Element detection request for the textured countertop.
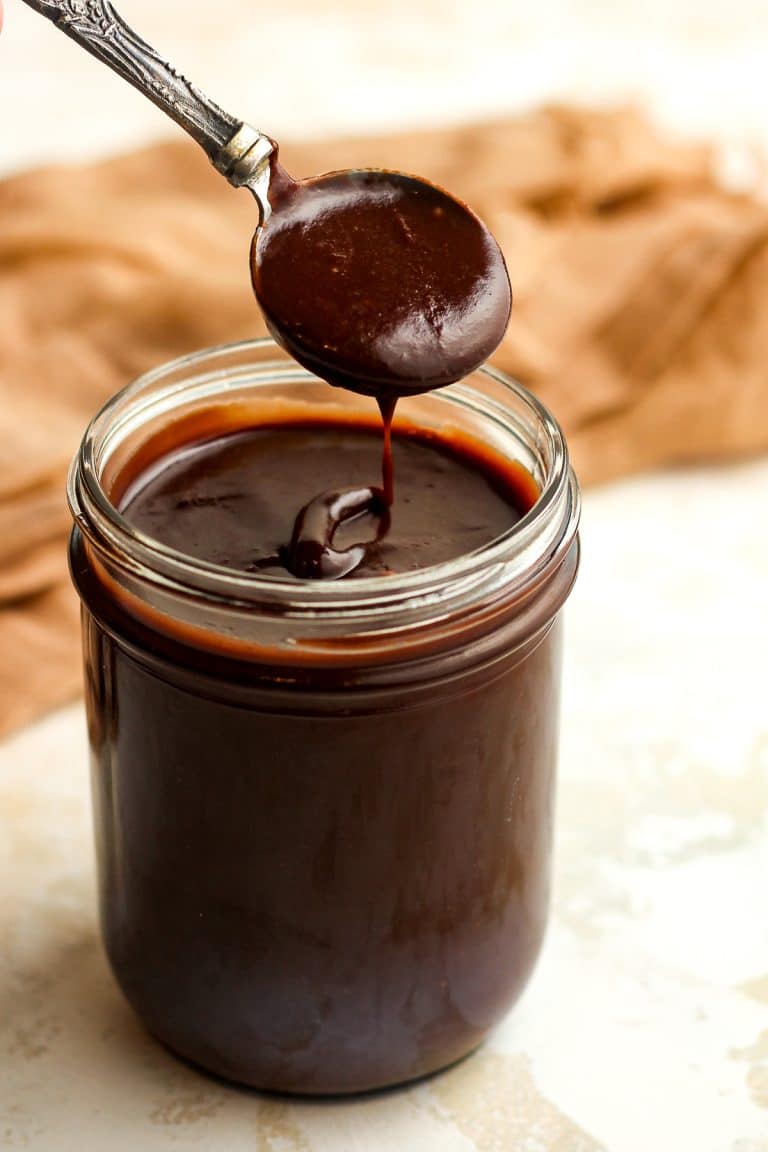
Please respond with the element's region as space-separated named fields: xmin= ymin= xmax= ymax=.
xmin=1 ymin=2 xmax=767 ymax=1148
xmin=2 ymin=458 xmax=767 ymax=1151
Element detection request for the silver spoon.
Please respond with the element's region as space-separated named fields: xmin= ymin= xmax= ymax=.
xmin=19 ymin=0 xmax=275 ymax=222
xmin=19 ymin=0 xmax=512 ymax=399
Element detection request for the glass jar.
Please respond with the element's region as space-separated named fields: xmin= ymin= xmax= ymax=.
xmin=68 ymin=339 xmax=580 ymax=1095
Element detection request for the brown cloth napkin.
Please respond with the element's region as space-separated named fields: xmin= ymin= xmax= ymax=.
xmin=2 ymin=105 xmax=767 ymax=737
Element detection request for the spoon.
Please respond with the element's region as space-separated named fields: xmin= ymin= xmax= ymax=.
xmin=19 ymin=0 xmax=511 ymax=400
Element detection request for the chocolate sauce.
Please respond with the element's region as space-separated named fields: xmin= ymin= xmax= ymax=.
xmin=120 ymin=420 xmax=536 ymax=580
xmin=251 ymin=162 xmax=511 ymax=401
xmin=72 ymin=404 xmax=572 ymax=1095
xmin=247 ymin=153 xmax=513 ymax=572
xmin=378 ymin=396 xmax=396 ymax=507
xmin=76 ymin=569 xmax=564 ymax=1093
xmin=68 ymin=134 xmax=576 ymax=1096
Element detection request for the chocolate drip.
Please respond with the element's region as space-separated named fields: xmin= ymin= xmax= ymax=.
xmin=247 ymin=150 xmax=513 ymax=579
xmin=378 ymin=396 xmax=397 ymax=509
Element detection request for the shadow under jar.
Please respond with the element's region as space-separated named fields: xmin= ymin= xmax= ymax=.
xmin=68 ymin=339 xmax=580 ymax=1095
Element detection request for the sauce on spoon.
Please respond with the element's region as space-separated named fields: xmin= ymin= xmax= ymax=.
xmin=249 ymin=151 xmax=513 ymax=579
xmin=251 ymin=159 xmax=512 ymax=400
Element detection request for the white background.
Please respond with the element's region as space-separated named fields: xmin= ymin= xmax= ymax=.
xmin=0 ymin=0 xmax=767 ymax=176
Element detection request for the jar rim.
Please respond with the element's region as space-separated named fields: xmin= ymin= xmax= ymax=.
xmin=68 ymin=338 xmax=580 ymax=630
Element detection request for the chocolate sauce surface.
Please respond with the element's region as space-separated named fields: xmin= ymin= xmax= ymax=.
xmin=76 ymin=416 xmax=562 ymax=1094
xmin=251 ymin=167 xmax=512 ymax=399
xmin=120 ymin=421 xmax=535 ymax=580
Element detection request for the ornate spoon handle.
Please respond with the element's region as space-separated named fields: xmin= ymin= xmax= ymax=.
xmin=19 ymin=0 xmax=274 ymax=213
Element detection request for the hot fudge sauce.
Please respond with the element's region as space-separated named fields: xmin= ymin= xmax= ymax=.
xmin=70 ymin=144 xmax=571 ymax=1097
xmin=69 ymin=343 xmax=580 ymax=1093
xmin=252 ymin=164 xmax=512 ymax=400
xmin=248 ymin=157 xmax=514 ymax=558
xmin=119 ymin=420 xmax=538 ymax=580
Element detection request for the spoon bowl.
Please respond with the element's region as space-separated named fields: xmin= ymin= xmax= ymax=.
xmin=251 ymin=166 xmax=512 ymax=400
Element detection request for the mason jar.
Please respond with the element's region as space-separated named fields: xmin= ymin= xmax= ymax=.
xmin=68 ymin=338 xmax=580 ymax=1094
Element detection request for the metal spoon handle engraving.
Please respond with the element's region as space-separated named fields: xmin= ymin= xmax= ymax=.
xmin=19 ymin=0 xmax=273 ymax=214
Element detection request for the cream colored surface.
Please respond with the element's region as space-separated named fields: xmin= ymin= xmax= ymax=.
xmin=1 ymin=0 xmax=768 ymax=178
xmin=2 ymin=459 xmax=767 ymax=1151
